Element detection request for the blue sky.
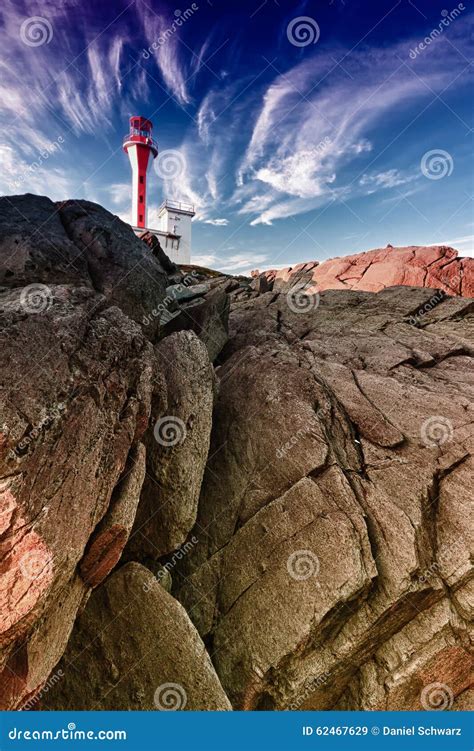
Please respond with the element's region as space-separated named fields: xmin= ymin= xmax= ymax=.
xmin=0 ymin=0 xmax=472 ymax=273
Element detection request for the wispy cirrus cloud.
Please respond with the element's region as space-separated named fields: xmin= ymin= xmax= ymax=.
xmin=0 ymin=1 xmax=145 ymax=196
xmin=135 ymin=0 xmax=191 ymax=105
xmin=359 ymin=168 xmax=419 ymax=192
xmin=166 ymin=13 xmax=472 ymax=227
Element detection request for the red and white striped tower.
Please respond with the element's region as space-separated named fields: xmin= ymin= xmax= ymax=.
xmin=123 ymin=116 xmax=158 ymax=229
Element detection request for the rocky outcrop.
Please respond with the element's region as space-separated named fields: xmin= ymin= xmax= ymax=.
xmin=1 ymin=194 xmax=472 ymax=713
xmin=0 ymin=287 xmax=155 ymax=709
xmin=0 ymin=195 xmax=169 ymax=340
xmin=0 ymin=195 xmax=215 ymax=710
xmin=253 ymin=245 xmax=474 ymax=298
xmin=174 ymin=285 xmax=473 ymax=710
xmin=45 ymin=563 xmax=231 ymax=710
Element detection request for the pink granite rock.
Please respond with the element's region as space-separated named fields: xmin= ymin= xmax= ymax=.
xmin=258 ymin=246 xmax=473 ymax=298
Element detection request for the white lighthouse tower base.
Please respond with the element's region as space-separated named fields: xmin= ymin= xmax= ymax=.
xmin=132 ymin=200 xmax=195 ymax=265
xmin=158 ymin=200 xmax=195 ymax=265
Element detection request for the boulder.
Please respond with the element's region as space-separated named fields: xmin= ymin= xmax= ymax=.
xmin=0 ymin=194 xmax=88 ymax=289
xmin=57 ymin=200 xmax=168 ymax=338
xmin=1 ymin=194 xmax=472 ymax=713
xmin=0 ymin=195 xmax=169 ymax=340
xmin=125 ymin=331 xmax=214 ymax=559
xmin=45 ymin=563 xmax=231 ymax=710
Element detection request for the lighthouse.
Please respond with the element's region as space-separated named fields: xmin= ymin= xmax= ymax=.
xmin=123 ymin=116 xmax=158 ymax=229
xmin=123 ymin=115 xmax=195 ymax=263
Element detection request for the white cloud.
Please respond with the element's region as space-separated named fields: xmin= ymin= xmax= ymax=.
xmin=109 ymin=183 xmax=130 ymax=206
xmin=192 ymin=251 xmax=269 ymax=274
xmin=254 ymin=151 xmax=336 ymax=199
xmin=0 ymin=0 xmax=472 ymax=253
xmin=0 ymin=143 xmax=77 ymax=201
xmin=359 ymin=169 xmax=419 ymax=192
xmin=203 ymin=218 xmax=229 ymax=226
xmin=235 ymin=50 xmax=458 ymax=224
